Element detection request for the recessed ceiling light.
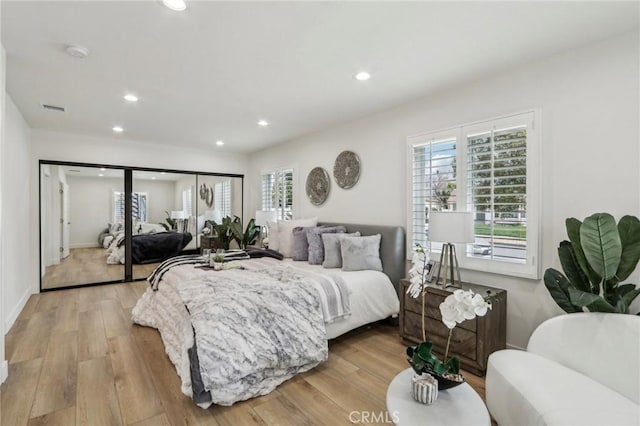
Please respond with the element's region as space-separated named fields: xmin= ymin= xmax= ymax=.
xmin=151 ymin=176 xmax=156 ymax=180
xmin=160 ymin=172 xmax=166 ymax=175
xmin=355 ymin=71 xmax=371 ymax=81
xmin=112 ymin=126 xmax=124 ymax=133
xmin=257 ymin=120 xmax=269 ymax=127
xmin=124 ymin=93 xmax=138 ymax=103
xmin=162 ymin=0 xmax=187 ymax=11
xmin=99 ymin=173 xmax=104 ymax=177
xmin=65 ymin=44 xmax=90 ymax=59
xmin=216 ymin=140 xmax=224 ymax=146
xmin=100 ymin=168 xmax=106 ymax=171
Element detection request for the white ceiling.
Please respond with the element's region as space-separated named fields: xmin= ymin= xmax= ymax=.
xmin=3 ymin=1 xmax=639 ymax=153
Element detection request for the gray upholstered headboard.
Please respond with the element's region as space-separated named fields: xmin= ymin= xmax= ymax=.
xmin=319 ymin=222 xmax=406 ymax=296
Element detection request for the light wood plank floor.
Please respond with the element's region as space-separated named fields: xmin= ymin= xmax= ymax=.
xmin=2 ymin=282 xmax=487 ymax=425
xmin=42 ymin=248 xmax=159 ymax=289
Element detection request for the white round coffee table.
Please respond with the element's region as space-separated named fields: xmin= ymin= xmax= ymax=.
xmin=386 ymin=368 xmax=490 ymax=426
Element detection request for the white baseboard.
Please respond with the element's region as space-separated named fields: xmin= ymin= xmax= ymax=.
xmin=1 ymin=360 xmax=7 ymax=384
xmin=70 ymin=242 xmax=100 ymax=249
xmin=4 ymin=287 xmax=33 ymax=333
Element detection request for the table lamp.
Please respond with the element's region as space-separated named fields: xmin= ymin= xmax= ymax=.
xmin=429 ymin=211 xmax=474 ymax=288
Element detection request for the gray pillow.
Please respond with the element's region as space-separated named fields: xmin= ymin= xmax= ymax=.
xmin=340 ymin=234 xmax=383 ymax=272
xmin=306 ymin=226 xmax=346 ymax=265
xmin=292 ymin=226 xmax=311 ymax=261
xmin=322 ymin=232 xmax=360 ymax=269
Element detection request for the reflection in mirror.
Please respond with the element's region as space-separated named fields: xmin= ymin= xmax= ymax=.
xmin=132 ymin=171 xmax=198 ymax=280
xmin=41 ymin=164 xmax=125 ymax=289
xmin=197 ymin=175 xmax=243 ymax=250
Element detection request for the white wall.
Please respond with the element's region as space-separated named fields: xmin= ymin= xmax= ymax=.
xmin=2 ymin=95 xmax=33 ymax=342
xmin=133 ymin=178 xmax=177 ymax=226
xmin=249 ymin=31 xmax=640 ymax=349
xmin=0 ymin=43 xmax=7 ymax=383
xmin=67 ymin=175 xmax=123 ymax=248
xmin=65 ymin=175 xmax=176 ymax=248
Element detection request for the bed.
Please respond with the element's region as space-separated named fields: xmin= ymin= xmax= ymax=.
xmin=104 ymin=226 xmax=193 ymax=264
xmin=131 ymin=223 xmax=405 ymax=408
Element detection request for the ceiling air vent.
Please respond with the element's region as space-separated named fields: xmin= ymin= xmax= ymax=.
xmin=41 ymin=103 xmax=66 ymax=112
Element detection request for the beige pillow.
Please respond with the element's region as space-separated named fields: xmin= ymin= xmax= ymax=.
xmin=278 ymin=217 xmax=318 ymax=257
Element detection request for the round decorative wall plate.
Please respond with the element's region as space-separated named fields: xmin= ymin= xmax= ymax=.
xmin=306 ymin=167 xmax=330 ymax=206
xmin=333 ymin=150 xmax=360 ymax=189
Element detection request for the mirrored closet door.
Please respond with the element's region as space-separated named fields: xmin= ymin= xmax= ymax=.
xmin=131 ymin=171 xmax=198 ymax=281
xmin=40 ymin=161 xmax=244 ymax=290
xmin=40 ymin=164 xmax=125 ymax=289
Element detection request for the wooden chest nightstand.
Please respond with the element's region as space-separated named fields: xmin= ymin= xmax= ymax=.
xmin=200 ymin=235 xmax=217 ymax=253
xmin=399 ymin=279 xmax=507 ymax=376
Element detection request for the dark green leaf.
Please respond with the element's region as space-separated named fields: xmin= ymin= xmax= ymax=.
xmin=558 ymin=241 xmax=591 ymax=292
xmin=615 ymin=299 xmax=629 ymax=314
xmin=621 ymin=288 xmax=640 ymax=307
xmin=568 ymin=287 xmax=616 ymax=312
xmin=616 ymin=284 xmax=637 ymax=298
xmin=580 ymin=213 xmax=621 ymax=281
xmin=543 ymin=268 xmax=580 ymax=313
xmin=566 ymin=218 xmax=601 ymax=292
xmin=443 ymin=356 xmax=461 ymax=375
xmin=616 ymin=216 xmax=640 ymax=282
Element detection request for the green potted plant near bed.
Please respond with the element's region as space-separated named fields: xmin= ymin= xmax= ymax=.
xmin=544 ymin=213 xmax=640 ymax=314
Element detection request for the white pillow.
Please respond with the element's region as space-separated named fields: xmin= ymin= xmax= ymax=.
xmin=267 ymin=221 xmax=280 ymax=250
xmin=278 ymin=217 xmax=318 ymax=258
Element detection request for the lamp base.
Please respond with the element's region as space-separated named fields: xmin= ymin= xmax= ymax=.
xmin=436 ymin=243 xmax=462 ymax=288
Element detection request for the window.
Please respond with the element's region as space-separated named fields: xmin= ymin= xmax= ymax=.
xmin=408 ymin=111 xmax=540 ymax=278
xmin=182 ymin=188 xmax=193 ymax=217
xmin=214 ymin=180 xmax=231 ymax=218
xmin=261 ymin=168 xmax=294 ymax=220
xmin=113 ymin=191 xmax=148 ymax=223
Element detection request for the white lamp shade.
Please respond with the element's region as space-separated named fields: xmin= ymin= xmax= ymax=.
xmin=170 ymin=210 xmax=186 ymax=220
xmin=429 ymin=211 xmax=474 ymax=244
xmin=204 ymin=209 xmax=223 ymax=223
xmin=254 ymin=210 xmax=278 ymax=227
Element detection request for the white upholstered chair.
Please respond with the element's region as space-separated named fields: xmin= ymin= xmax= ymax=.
xmin=486 ymin=313 xmax=640 ymax=426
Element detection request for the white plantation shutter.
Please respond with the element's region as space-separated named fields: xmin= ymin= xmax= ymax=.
xmin=408 ymin=110 xmax=540 ymax=279
xmin=113 ymin=191 xmax=147 ymax=223
xmin=214 ymin=180 xmax=231 ymax=218
xmin=409 ymin=132 xmax=458 ymax=251
xmin=261 ymin=168 xmax=294 ymax=220
xmin=466 ymin=121 xmax=528 ymax=263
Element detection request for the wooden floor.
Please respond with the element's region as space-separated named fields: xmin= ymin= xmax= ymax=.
xmin=2 ymin=282 xmax=487 ymax=425
xmin=42 ymin=248 xmax=159 ymax=289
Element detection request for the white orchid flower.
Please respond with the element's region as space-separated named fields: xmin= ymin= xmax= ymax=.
xmin=406 ymin=248 xmax=431 ymax=299
xmin=439 ymin=289 xmax=492 ymax=329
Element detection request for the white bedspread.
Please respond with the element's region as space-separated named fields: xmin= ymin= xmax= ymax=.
xmin=131 ymin=257 xmax=399 ymax=407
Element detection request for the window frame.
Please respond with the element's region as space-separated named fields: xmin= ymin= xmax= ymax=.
xmin=407 ymin=110 xmax=541 ymax=279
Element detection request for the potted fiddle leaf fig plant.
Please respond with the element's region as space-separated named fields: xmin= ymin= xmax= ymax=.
xmin=544 ymin=213 xmax=640 ymax=314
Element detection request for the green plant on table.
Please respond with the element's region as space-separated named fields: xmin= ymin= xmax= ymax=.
xmin=211 ymin=216 xmax=235 ymax=250
xmin=212 ymin=253 xmax=225 ymax=263
xmin=159 ymin=210 xmax=177 ymax=231
xmin=229 ymin=217 xmax=261 ymax=249
xmin=544 ymin=213 xmax=640 ymax=314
